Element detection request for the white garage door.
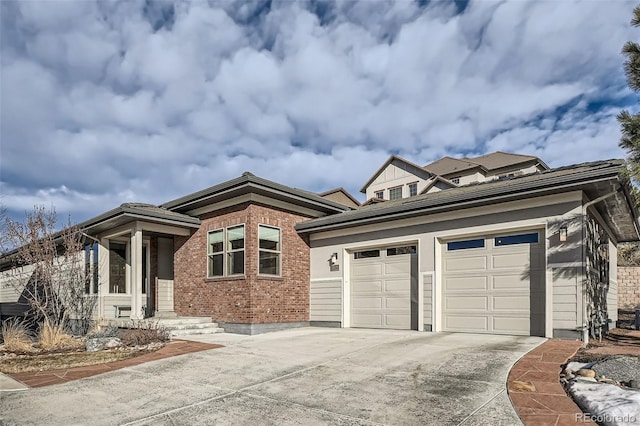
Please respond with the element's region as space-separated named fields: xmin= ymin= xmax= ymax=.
xmin=442 ymin=230 xmax=545 ymax=336
xmin=350 ymin=246 xmax=415 ymax=329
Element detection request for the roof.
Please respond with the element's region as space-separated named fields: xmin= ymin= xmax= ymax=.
xmin=1 ymin=203 xmax=200 ymax=268
xmin=162 ymin=172 xmax=350 ymax=215
xmin=424 ymin=157 xmax=480 ymax=176
xmin=359 ymin=155 xmax=433 ymax=193
xmin=466 ymin=151 xmax=549 ymax=171
xmin=419 ymin=175 xmax=458 ymax=195
xmin=296 ymin=159 xmax=640 ymax=243
xmin=318 ymin=187 xmax=361 ymax=207
xmin=424 ymin=151 xmax=549 ymax=177
xmin=77 ymin=203 xmax=201 ymax=235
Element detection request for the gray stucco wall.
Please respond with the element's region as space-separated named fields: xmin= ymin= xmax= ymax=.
xmin=308 ymin=192 xmax=585 ymax=336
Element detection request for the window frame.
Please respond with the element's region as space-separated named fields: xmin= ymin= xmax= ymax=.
xmin=494 ymin=232 xmax=539 ymax=246
xmin=226 ymin=224 xmax=245 ymax=276
xmin=207 ymin=228 xmax=225 ymax=278
xmin=408 ymin=182 xmax=418 ymax=197
xmin=258 ymin=224 xmax=282 ymax=276
xmin=375 ymin=190 xmax=384 ymax=199
xmin=450 ymin=177 xmax=460 ymax=184
xmin=206 ymin=224 xmax=246 ymax=278
xmin=84 ymin=242 xmax=100 ymax=295
xmin=388 ymin=186 xmax=403 ymax=200
xmin=109 ymin=241 xmax=127 ymax=294
xmin=446 ymin=238 xmax=485 ymax=251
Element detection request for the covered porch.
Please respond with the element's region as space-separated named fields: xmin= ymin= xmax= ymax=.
xmin=80 ymin=203 xmax=200 ymax=321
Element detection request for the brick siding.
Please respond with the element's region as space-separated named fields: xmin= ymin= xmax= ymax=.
xmin=618 ymin=266 xmax=640 ymax=309
xmin=173 ymin=203 xmax=311 ymax=324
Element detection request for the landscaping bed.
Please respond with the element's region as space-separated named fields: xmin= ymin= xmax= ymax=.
xmin=562 ymin=329 xmax=640 ymax=425
xmin=0 ymin=346 xmax=158 ymax=374
xmin=0 ymin=319 xmax=169 ymax=375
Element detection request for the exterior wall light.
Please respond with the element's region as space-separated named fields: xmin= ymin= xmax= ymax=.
xmin=329 ymin=253 xmax=338 ymax=265
xmin=559 ymin=226 xmax=568 ymax=242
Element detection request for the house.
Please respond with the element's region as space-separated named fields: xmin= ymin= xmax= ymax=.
xmin=1 ymin=153 xmax=638 ymax=342
xmin=362 ymin=151 xmax=549 ymax=202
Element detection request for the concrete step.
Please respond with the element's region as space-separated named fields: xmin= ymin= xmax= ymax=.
xmin=162 ymin=322 xmax=221 ymax=331
xmin=170 ymin=327 xmax=225 ymax=337
xmin=154 ymin=317 xmax=213 ymax=326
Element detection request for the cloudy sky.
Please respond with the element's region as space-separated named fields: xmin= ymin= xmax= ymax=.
xmin=0 ymin=0 xmax=637 ymax=223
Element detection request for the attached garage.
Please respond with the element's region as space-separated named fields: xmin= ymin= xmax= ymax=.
xmin=350 ymin=245 xmax=417 ymax=330
xmin=441 ymin=230 xmax=545 ymax=336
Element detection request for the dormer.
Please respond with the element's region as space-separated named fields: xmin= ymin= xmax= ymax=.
xmin=360 ymin=155 xmax=435 ymax=201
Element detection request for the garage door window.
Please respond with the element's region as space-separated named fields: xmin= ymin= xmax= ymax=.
xmin=354 ymin=250 xmax=380 ymax=259
xmin=447 ymin=239 xmax=484 ymax=251
xmin=495 ymin=233 xmax=538 ymax=246
xmin=387 ymin=245 xmax=416 ymax=256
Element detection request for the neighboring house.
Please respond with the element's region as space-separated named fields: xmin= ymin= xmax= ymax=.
xmin=361 ymin=151 xmax=549 ymax=202
xmin=1 ymin=155 xmax=638 ymax=342
xmin=318 ymin=188 xmax=361 ymax=209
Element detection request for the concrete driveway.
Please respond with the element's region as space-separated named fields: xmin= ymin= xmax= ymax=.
xmin=0 ymin=328 xmax=543 ymax=426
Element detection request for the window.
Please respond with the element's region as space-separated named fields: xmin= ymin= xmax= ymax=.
xmin=408 ymin=183 xmax=417 ymax=197
xmin=451 ymin=177 xmax=460 ymax=184
xmin=375 ymin=190 xmax=384 ymax=199
xmin=495 ymin=233 xmax=539 ymax=246
xmin=207 ymin=230 xmax=224 ymax=277
xmin=227 ymin=225 xmax=245 ymax=275
xmin=207 ymin=225 xmax=245 ymax=277
xmin=109 ymin=242 xmax=127 ymax=293
xmin=387 ymin=245 xmax=416 ymax=256
xmin=259 ymin=225 xmax=281 ymax=275
xmin=447 ymin=239 xmax=484 ymax=251
xmin=389 ymin=186 xmax=402 ymax=200
xmin=354 ymin=250 xmax=380 ymax=259
xmin=92 ymin=242 xmax=99 ymax=294
xmin=84 ymin=242 xmax=99 ymax=294
xmin=84 ymin=245 xmax=91 ymax=294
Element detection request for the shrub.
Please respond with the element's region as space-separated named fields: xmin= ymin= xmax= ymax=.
xmin=86 ymin=325 xmax=119 ymax=339
xmin=119 ymin=320 xmax=170 ymax=347
xmin=38 ymin=320 xmax=79 ymax=352
xmin=1 ymin=318 xmax=33 ymax=353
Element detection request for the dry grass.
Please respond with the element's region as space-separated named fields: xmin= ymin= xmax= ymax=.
xmin=120 ymin=321 xmax=170 ymax=346
xmin=0 ymin=349 xmax=154 ymax=374
xmin=1 ymin=319 xmax=34 ymax=354
xmin=37 ymin=321 xmax=83 ymax=352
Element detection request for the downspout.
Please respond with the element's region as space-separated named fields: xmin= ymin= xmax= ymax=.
xmin=581 ymin=188 xmax=620 ymax=345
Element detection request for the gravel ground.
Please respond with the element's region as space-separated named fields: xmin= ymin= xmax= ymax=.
xmin=592 ymin=356 xmax=640 ymax=384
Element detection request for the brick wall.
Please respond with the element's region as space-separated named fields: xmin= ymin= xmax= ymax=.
xmin=173 ymin=203 xmax=310 ymax=324
xmin=618 ymin=266 xmax=640 ymax=309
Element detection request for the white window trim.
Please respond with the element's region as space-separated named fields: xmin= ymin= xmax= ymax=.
xmin=258 ymin=224 xmax=282 ymax=277
xmin=226 ymin=224 xmax=246 ymax=277
xmin=207 ymin=228 xmax=224 ymax=278
xmin=108 ymin=240 xmax=129 ymax=295
xmin=388 ymin=185 xmax=403 ymax=200
xmin=408 ymin=182 xmax=418 ymax=197
xmin=375 ymin=190 xmax=384 ymax=199
xmin=207 ymin=224 xmax=246 ymax=278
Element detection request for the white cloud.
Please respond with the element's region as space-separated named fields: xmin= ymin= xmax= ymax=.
xmin=0 ymin=0 xmax=636 ymax=222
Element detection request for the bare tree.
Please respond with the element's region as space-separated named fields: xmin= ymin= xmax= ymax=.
xmin=1 ymin=206 xmax=98 ymax=335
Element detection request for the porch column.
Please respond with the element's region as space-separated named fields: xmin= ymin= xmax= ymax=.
xmin=130 ymin=224 xmax=144 ymax=320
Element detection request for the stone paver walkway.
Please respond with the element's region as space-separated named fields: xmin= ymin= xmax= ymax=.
xmin=5 ymin=340 xmax=222 ymax=388
xmin=507 ymin=339 xmax=595 ymax=425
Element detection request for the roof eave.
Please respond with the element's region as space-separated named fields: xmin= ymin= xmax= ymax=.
xmin=296 ymin=165 xmax=623 ymax=234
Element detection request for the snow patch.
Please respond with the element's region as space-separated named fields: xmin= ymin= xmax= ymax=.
xmin=568 ymin=381 xmax=640 ymax=426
